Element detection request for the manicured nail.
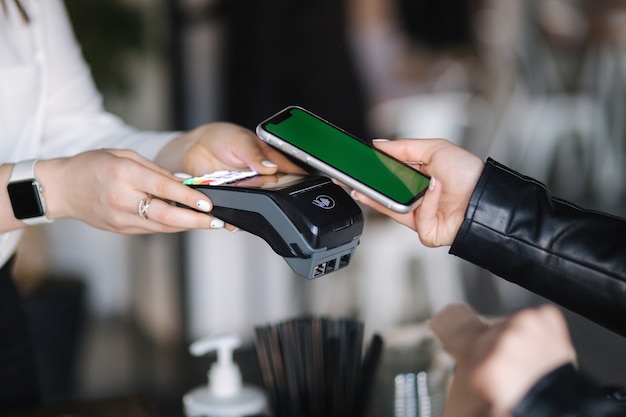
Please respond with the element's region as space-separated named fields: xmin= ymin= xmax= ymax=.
xmin=175 ymin=172 xmax=192 ymax=179
xmin=196 ymin=199 xmax=212 ymax=212
xmin=230 ymin=227 xmax=239 ymax=233
xmin=210 ymin=218 xmax=225 ymax=229
xmin=350 ymin=189 xmax=359 ymax=201
xmin=372 ymin=138 xmax=390 ymax=142
xmin=429 ymin=176 xmax=437 ymax=191
xmin=262 ymin=160 xmax=278 ymax=167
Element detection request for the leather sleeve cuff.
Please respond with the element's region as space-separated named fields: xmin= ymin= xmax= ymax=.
xmin=513 ymin=364 xmax=626 ymax=417
xmin=449 ymin=158 xmax=626 ymax=336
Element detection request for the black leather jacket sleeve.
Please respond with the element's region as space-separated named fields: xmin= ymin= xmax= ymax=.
xmin=450 ymin=158 xmax=626 ymax=336
xmin=513 ymin=364 xmax=626 ymax=417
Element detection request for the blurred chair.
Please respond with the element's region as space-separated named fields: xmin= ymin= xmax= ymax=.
xmin=478 ymin=0 xmax=626 ymax=309
xmin=484 ymin=1 xmax=626 ymax=210
xmin=369 ymin=92 xmax=474 ymax=142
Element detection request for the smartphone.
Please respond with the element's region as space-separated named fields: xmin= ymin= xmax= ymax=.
xmin=256 ymin=105 xmax=431 ymax=213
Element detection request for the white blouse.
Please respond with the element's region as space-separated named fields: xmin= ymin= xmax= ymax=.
xmin=0 ymin=0 xmax=177 ymax=267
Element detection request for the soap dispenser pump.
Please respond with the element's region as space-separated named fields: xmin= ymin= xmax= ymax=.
xmin=183 ymin=333 xmax=267 ymax=417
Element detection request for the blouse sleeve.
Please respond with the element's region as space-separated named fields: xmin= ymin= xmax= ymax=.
xmin=37 ymin=0 xmax=175 ymax=160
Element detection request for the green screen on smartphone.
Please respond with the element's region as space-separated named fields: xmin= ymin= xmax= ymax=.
xmin=261 ymin=107 xmax=430 ymax=207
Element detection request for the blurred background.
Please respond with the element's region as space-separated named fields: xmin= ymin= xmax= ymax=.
xmin=12 ymin=0 xmax=626 ymax=415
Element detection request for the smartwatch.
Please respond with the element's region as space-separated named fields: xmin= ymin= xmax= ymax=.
xmin=7 ymin=159 xmax=53 ymax=225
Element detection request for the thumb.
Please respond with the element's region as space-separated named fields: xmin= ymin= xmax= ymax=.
xmin=429 ymin=304 xmax=488 ymax=359
xmin=414 ymin=176 xmax=442 ymax=247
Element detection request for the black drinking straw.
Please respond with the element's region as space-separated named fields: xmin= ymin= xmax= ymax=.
xmin=356 ymin=333 xmax=384 ymax=416
xmin=254 ymin=327 xmax=279 ymax=413
xmin=254 ymin=316 xmax=382 ymax=417
xmin=278 ymin=319 xmax=303 ymax=417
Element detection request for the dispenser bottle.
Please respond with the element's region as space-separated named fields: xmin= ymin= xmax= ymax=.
xmin=183 ymin=333 xmax=267 ymax=417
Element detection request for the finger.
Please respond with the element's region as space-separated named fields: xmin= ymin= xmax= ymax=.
xmin=521 ymin=305 xmax=577 ymax=362
xmin=127 ymin=161 xmax=215 ymax=214
xmin=413 ymin=177 xmax=441 ymax=245
xmin=429 ymin=304 xmax=489 ymax=359
xmin=535 ymin=304 xmax=568 ymax=330
xmin=223 ymin=138 xmax=300 ymax=174
xmin=225 ymin=223 xmax=239 ymax=232
xmin=372 ymin=138 xmax=440 ymax=165
xmin=250 ymin=144 xmax=307 ymax=174
xmin=127 ymin=161 xmax=235 ymax=231
xmin=135 ymin=197 xmax=224 ymax=231
xmin=122 ymin=159 xmax=219 ymax=221
xmin=229 ymin=141 xmax=279 ymax=175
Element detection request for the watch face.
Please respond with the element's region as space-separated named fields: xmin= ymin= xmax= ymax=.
xmin=7 ymin=180 xmax=45 ymax=219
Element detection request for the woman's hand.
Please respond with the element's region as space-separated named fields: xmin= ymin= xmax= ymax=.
xmin=430 ymin=304 xmax=577 ymax=417
xmin=155 ymin=122 xmax=305 ymax=176
xmin=37 ymin=149 xmax=230 ymax=234
xmin=10 ymin=123 xmax=305 ymax=235
xmin=351 ymin=138 xmax=484 ymax=247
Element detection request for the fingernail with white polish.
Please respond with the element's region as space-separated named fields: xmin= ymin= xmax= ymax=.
xmin=210 ymin=218 xmax=225 ymax=229
xmin=196 ymin=199 xmax=212 ymax=212
xmin=230 ymin=227 xmax=239 ymax=233
xmin=372 ymin=138 xmax=390 ymax=142
xmin=429 ymin=176 xmax=437 ymax=191
xmin=350 ymin=189 xmax=359 ymax=201
xmin=262 ymin=160 xmax=278 ymax=167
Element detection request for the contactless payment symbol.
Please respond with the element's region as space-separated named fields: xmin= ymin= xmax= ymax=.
xmin=312 ymin=195 xmax=335 ymax=209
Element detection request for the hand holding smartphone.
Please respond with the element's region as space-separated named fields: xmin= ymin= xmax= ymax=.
xmin=256 ymin=106 xmax=430 ymax=213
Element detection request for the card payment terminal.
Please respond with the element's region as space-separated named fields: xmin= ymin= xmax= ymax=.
xmin=181 ymin=170 xmax=364 ymax=279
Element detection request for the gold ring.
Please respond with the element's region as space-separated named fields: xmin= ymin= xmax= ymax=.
xmin=138 ymin=196 xmax=152 ymax=220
